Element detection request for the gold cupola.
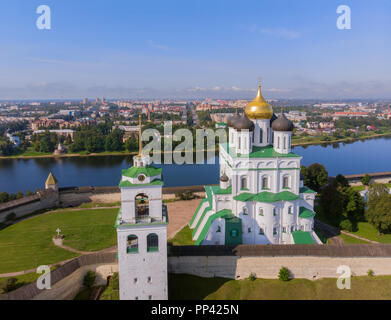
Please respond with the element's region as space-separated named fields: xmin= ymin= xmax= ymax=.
xmin=245 ymin=82 xmax=273 ymax=119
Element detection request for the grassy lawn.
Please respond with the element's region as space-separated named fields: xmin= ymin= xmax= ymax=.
xmin=0 ymin=208 xmax=117 ymax=274
xmin=168 ymin=225 xmax=195 ymax=246
xmin=339 ymin=233 xmax=370 ymax=244
xmin=350 ymin=222 xmax=391 ymax=243
xmin=168 ymin=274 xmax=391 ymax=300
xmin=77 ymin=202 xmax=121 ymax=209
xmin=351 ymin=185 xmax=366 ymax=192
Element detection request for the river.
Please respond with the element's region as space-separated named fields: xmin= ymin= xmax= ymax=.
xmin=0 ymin=136 xmax=391 ymax=194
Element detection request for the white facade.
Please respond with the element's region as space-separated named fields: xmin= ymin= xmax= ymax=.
xmin=116 ymin=154 xmax=168 ymax=300
xmin=190 ymin=111 xmax=320 ymax=246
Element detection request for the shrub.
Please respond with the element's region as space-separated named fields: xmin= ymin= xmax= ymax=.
xmin=83 ymin=270 xmax=96 ymax=288
xmin=110 ymin=273 xmax=119 ymax=290
xmin=0 ymin=278 xmax=18 ymax=293
xmin=361 ymin=174 xmax=371 ymax=186
xmin=340 ymin=219 xmax=353 ymax=232
xmin=175 ymin=191 xmax=195 ymax=200
xmin=367 ymin=269 xmax=374 ymax=277
xmin=247 ymin=273 xmax=257 ymax=281
xmin=278 ymin=267 xmax=290 ymax=281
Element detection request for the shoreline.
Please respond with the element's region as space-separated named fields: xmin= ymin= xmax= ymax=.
xmin=1 ymin=132 xmax=391 ymax=160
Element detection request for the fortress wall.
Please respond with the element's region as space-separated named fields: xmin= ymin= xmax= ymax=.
xmin=0 ymin=195 xmax=58 ymax=224
xmin=32 ymin=263 xmax=118 ymax=300
xmin=168 ymin=256 xmax=391 ymax=280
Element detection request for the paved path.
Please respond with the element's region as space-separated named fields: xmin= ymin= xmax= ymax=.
xmin=166 ymin=198 xmax=202 ymax=238
xmin=340 ymin=230 xmax=378 ymax=244
xmin=315 ymin=219 xmax=376 ymax=244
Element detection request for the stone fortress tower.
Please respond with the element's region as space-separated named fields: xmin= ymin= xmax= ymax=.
xmin=116 ymin=115 xmax=168 ymax=300
xmin=190 ymin=81 xmax=321 ymax=245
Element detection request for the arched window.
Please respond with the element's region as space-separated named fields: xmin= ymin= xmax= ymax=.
xmin=135 ymin=193 xmax=149 ymax=218
xmin=283 ymin=137 xmax=287 ymax=149
xmin=262 ymin=176 xmax=269 ymax=190
xmin=147 ymin=233 xmax=159 ymax=252
xmin=259 ymin=128 xmax=263 ymax=143
xmin=288 ymin=206 xmax=293 ymax=214
xmin=238 ymin=137 xmax=241 ymax=149
xmin=127 ymin=235 xmax=138 ymax=254
xmin=283 ymin=176 xmax=289 ymax=189
xmin=277 ymin=136 xmax=280 ymax=149
xmin=241 ymin=176 xmax=248 ymax=190
xmin=259 ymin=208 xmax=264 ymax=216
xmin=243 ymin=207 xmax=248 ymax=215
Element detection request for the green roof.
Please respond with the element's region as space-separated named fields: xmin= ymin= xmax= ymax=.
xmin=234 ymin=191 xmax=300 ymax=203
xmin=300 ymin=186 xmax=317 ymax=194
xmin=119 ymin=179 xmax=164 ymax=188
xmin=292 ymin=231 xmax=315 ymax=244
xmin=221 ymin=143 xmax=301 ymax=159
xmin=122 ymin=165 xmax=162 ymax=178
xmin=190 ymin=198 xmax=208 ymax=226
xmin=299 ymin=207 xmax=316 ymax=219
xmin=192 ymin=186 xmax=214 ymax=238
xmin=210 ymin=185 xmax=232 ymax=195
xmin=195 ymin=209 xmax=233 ymax=245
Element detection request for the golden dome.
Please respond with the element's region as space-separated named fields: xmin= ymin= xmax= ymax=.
xmin=245 ymin=84 xmax=273 ymax=119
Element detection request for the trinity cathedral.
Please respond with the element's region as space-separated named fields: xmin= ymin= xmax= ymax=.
xmin=189 ymin=83 xmax=321 ymax=245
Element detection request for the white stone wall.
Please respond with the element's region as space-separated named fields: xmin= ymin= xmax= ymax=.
xmin=168 ymin=256 xmax=391 ymax=280
xmin=252 ymin=119 xmax=272 ymax=147
xmin=117 ymin=224 xmax=168 ymax=300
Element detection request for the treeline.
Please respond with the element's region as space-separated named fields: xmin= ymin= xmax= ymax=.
xmin=301 ymin=163 xmax=365 ymax=231
xmin=0 ymin=190 xmax=34 ymax=204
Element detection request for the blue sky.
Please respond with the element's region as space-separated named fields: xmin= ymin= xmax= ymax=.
xmin=0 ymin=0 xmax=390 ymax=100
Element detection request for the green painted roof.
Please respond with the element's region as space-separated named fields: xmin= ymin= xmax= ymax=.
xmin=299 ymin=207 xmax=316 ymax=219
xmin=190 ymin=198 xmax=208 ymax=226
xmin=195 ymin=209 xmax=233 ymax=245
xmin=119 ymin=179 xmax=164 ymax=188
xmin=234 ymin=191 xmax=300 ymax=203
xmin=300 ymin=186 xmax=317 ymax=194
xmin=292 ymin=231 xmax=315 ymax=244
xmin=210 ymin=185 xmax=232 ymax=195
xmin=122 ymin=165 xmax=162 ymax=178
xmin=221 ymin=143 xmax=301 ymax=159
xmin=192 ymin=186 xmax=214 ymax=238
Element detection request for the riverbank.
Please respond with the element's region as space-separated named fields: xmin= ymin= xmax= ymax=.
xmin=291 ymin=131 xmax=391 ymax=147
xmin=2 ymin=131 xmax=391 ymax=159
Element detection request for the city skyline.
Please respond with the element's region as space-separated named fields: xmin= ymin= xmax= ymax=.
xmin=0 ymin=0 xmax=390 ymax=99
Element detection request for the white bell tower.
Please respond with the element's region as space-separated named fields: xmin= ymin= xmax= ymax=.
xmin=116 ymin=114 xmax=168 ymax=300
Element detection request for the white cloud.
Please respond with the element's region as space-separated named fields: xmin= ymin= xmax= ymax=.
xmin=246 ymin=25 xmax=302 ymax=39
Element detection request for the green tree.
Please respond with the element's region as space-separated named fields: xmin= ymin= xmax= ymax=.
xmin=301 ymin=163 xmax=328 ymax=192
xmin=278 ymin=267 xmax=290 ymax=281
xmin=366 ymin=183 xmax=391 ymax=233
xmin=125 ymin=137 xmax=138 ymax=152
xmin=105 ymin=128 xmax=124 ymax=152
xmin=361 ymin=174 xmax=371 ymax=186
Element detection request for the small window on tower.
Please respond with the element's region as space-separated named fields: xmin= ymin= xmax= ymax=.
xmin=283 ymin=176 xmax=289 ymax=189
xmin=259 ymin=208 xmax=264 ymax=216
xmin=243 ymin=207 xmax=248 ymax=215
xmin=248 ymin=227 xmax=251 ymax=233
xmin=148 ymin=295 xmax=152 ymax=300
xmin=147 ymin=276 xmax=152 ymax=283
xmin=216 ymin=226 xmax=221 ymax=233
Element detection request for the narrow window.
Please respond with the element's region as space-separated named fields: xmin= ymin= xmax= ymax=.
xmin=259 ymin=208 xmax=264 ymax=216
xmin=273 ymin=208 xmax=277 ymax=216
xmin=148 ymin=295 xmax=152 ymax=300
xmin=133 ymin=278 xmax=137 ymax=284
xmin=259 ymin=128 xmax=263 ymax=143
xmin=243 ymin=207 xmax=248 ymax=215
xmin=241 ymin=176 xmax=248 ymax=190
xmin=259 ymin=227 xmax=264 ymax=235
xmin=277 ymin=136 xmax=280 ymax=149
xmin=283 ymin=176 xmax=289 ymax=189
xmin=216 ymin=226 xmax=221 ymax=233
xmin=127 ymin=235 xmax=138 ymax=254
xmin=147 ymin=233 xmax=159 ymax=252
xmin=147 ymin=277 xmax=152 ymax=283
xmin=248 ymin=227 xmax=251 ymax=233
xmin=283 ymin=137 xmax=286 ymax=149
xmin=267 ymin=128 xmax=270 ymax=143
xmin=262 ymin=177 xmax=268 ymax=189
xmin=273 ymin=227 xmax=277 ymax=235
xmin=288 ymin=206 xmax=293 ymax=214
xmin=283 ymin=227 xmax=287 ymax=233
